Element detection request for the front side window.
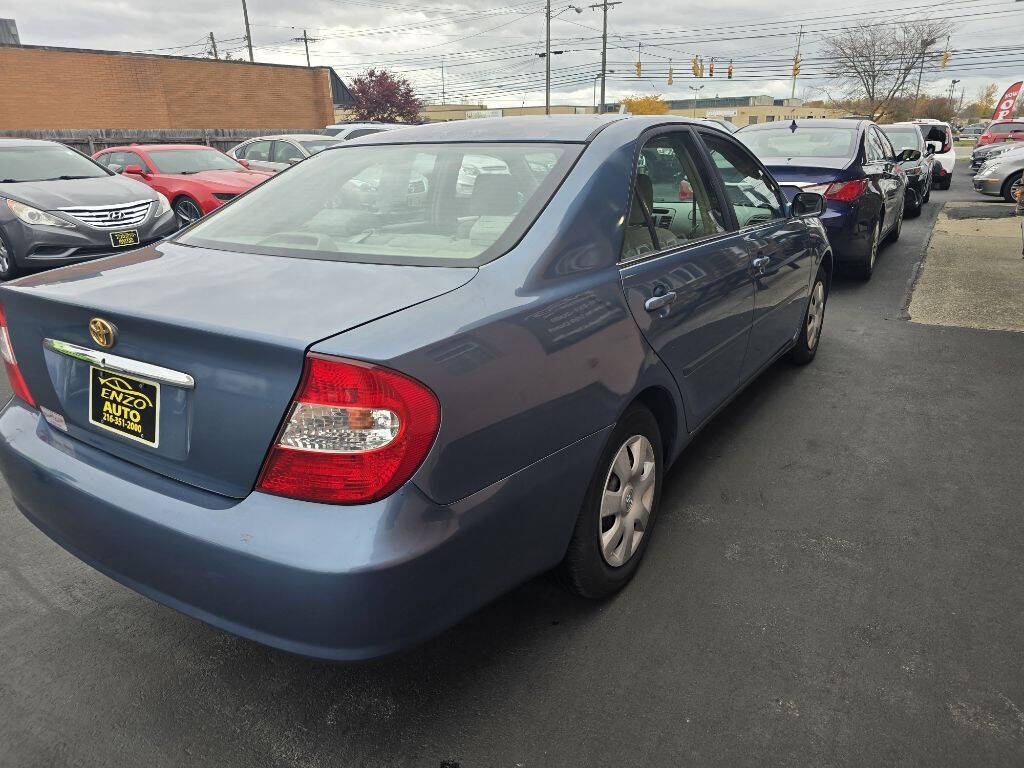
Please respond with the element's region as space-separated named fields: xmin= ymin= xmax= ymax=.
xmin=272 ymin=141 xmax=304 ymax=163
xmin=177 ymin=142 xmax=579 ymax=267
xmin=147 ymin=149 xmax=245 ymax=174
xmin=621 ymin=131 xmax=727 ymax=263
xmin=236 ymin=140 xmax=271 ymax=161
xmin=872 ymin=128 xmax=895 ymax=159
xmin=702 ymin=133 xmax=785 ymax=227
xmin=0 ymin=145 xmax=108 ymax=182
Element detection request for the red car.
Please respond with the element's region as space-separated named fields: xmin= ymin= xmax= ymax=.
xmin=975 ymin=119 xmax=1024 ymax=148
xmin=92 ymin=144 xmax=273 ymax=225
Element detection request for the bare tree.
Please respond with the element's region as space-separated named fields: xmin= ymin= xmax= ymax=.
xmin=820 ymin=20 xmax=952 ymax=121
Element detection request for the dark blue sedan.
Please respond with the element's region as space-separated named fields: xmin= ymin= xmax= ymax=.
xmin=0 ymin=116 xmax=832 ymax=660
xmin=737 ymin=119 xmax=915 ymax=280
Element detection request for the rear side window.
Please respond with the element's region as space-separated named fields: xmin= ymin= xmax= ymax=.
xmin=177 ymin=142 xmax=581 ymax=267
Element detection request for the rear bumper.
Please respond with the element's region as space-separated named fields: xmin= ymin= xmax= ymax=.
xmin=820 ymin=207 xmax=866 ymax=263
xmin=0 ymin=399 xmax=607 ymax=660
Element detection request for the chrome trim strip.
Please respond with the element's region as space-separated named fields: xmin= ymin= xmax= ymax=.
xmin=43 ymin=339 xmax=195 ymax=389
xmin=57 ymin=200 xmax=154 ymax=212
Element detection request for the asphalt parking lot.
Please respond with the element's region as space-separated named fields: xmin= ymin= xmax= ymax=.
xmin=2 ymin=162 xmax=1022 ymax=768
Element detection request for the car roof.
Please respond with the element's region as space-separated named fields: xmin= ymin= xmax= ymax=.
xmin=0 ymin=137 xmax=65 ymax=148
xmin=738 ymin=119 xmax=870 ymax=133
xmin=342 ymin=114 xmax=729 ymax=144
xmin=99 ymin=144 xmax=221 ymax=152
xmin=248 ymin=134 xmax=335 ymax=142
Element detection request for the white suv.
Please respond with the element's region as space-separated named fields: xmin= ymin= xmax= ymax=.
xmin=323 ymin=122 xmax=404 ymax=141
xmin=912 ymin=119 xmax=956 ymax=190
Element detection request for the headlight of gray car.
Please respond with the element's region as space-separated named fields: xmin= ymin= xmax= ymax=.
xmin=5 ymin=199 xmax=75 ymax=228
xmin=977 ymin=164 xmax=1002 ymax=177
xmin=153 ymin=193 xmax=171 ymax=218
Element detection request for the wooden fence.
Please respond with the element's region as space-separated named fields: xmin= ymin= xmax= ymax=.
xmin=0 ymin=128 xmax=327 ymax=154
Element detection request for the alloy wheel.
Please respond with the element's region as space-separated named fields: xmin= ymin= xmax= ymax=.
xmin=1010 ymin=176 xmax=1023 ymax=204
xmin=173 ymin=198 xmax=203 ymax=226
xmin=806 ymin=280 xmax=825 ymax=349
xmin=599 ymin=434 xmax=656 ymax=568
xmin=869 ymin=221 xmax=880 ymax=269
xmin=0 ymin=237 xmax=10 ymax=277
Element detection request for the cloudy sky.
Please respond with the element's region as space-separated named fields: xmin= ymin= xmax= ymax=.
xmin=5 ymin=0 xmax=1023 ymax=108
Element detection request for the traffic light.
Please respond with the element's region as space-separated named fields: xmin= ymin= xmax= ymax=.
xmin=708 ymin=58 xmax=715 ymax=78
xmin=635 ymin=59 xmax=642 ymax=77
xmin=691 ymin=56 xmax=700 ymax=78
xmin=940 ymin=49 xmax=950 ymax=68
xmin=667 ymin=65 xmax=674 ymax=85
xmin=727 ymin=59 xmax=734 ymax=79
xmin=792 ymin=55 xmax=801 ymax=77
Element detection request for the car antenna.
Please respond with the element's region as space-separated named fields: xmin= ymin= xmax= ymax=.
xmin=789 ymin=119 xmax=798 ymax=133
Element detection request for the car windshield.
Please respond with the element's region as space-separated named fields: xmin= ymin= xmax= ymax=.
xmin=881 ymin=128 xmax=921 ymax=152
xmin=177 ymin=142 xmax=579 ymax=267
xmin=0 ymin=145 xmax=108 ymax=182
xmin=738 ymin=127 xmax=858 ymax=159
xmin=299 ymin=140 xmax=340 ymax=154
xmin=147 ymin=149 xmax=244 ymax=174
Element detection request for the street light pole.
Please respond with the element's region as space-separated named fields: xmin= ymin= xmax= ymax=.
xmin=545 ymin=0 xmax=551 ymax=115
xmin=688 ymin=85 xmax=705 ymax=118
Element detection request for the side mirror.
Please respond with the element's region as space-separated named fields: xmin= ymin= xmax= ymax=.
xmin=288 ymin=157 xmax=302 ymax=166
xmin=237 ymin=159 xmax=251 ymax=168
xmin=124 ymin=164 xmax=146 ymax=176
xmin=107 ymin=163 xmax=124 ymax=174
xmin=896 ymin=148 xmax=922 ymax=162
xmin=792 ymin=191 xmax=826 ymax=218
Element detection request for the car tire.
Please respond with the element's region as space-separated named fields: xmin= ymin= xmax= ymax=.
xmin=558 ymin=403 xmax=663 ymax=599
xmin=172 ymin=196 xmax=204 ymax=227
xmin=922 ymin=180 xmax=931 ymax=203
xmin=939 ymin=175 xmax=952 ymax=190
xmin=887 ymin=205 xmax=903 ymax=242
xmin=788 ymin=266 xmax=827 ymax=365
xmin=853 ymin=218 xmax=881 ymax=281
xmin=1001 ymin=171 xmax=1022 ymax=204
xmin=0 ymin=229 xmax=20 ymax=281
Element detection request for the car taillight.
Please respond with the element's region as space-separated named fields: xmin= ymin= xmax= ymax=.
xmin=0 ymin=303 xmax=35 ymax=406
xmin=257 ymin=354 xmax=440 ymax=504
xmin=941 ymin=131 xmax=952 ymax=154
xmin=822 ymin=179 xmax=868 ymax=203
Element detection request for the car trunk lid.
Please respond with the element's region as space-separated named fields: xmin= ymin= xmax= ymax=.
xmin=0 ymin=241 xmax=475 ymax=497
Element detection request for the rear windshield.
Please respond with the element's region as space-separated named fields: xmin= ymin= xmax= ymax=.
xmin=738 ymin=127 xmax=858 ymax=159
xmin=989 ymin=122 xmax=1024 ymax=135
xmin=880 ymin=128 xmax=921 ymax=151
xmin=147 ymin=149 xmax=244 ymax=174
xmin=0 ymin=145 xmax=109 ymax=183
xmin=177 ymin=142 xmax=580 ymax=267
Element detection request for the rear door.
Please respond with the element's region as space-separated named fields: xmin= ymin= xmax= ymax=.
xmin=871 ymin=126 xmax=903 ymax=226
xmin=619 ymin=126 xmax=755 ymax=429
xmin=697 ymin=128 xmax=812 ymax=380
xmin=861 ymin=128 xmax=891 ymax=231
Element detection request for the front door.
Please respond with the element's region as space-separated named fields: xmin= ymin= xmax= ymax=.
xmin=619 ymin=127 xmax=755 ymax=429
xmin=697 ymin=129 xmax=813 ymax=379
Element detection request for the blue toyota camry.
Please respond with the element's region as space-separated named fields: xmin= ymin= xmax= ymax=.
xmin=0 ymin=116 xmax=831 ymax=660
xmin=737 ymin=119 xmax=914 ymax=280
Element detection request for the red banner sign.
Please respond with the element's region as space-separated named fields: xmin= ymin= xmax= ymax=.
xmin=992 ymin=81 xmax=1022 ymax=121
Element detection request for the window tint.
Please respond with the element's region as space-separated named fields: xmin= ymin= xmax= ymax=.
xmin=239 ymin=140 xmax=271 ymax=162
xmin=345 ymin=128 xmax=386 ymax=140
xmin=272 ymin=141 xmax=304 ymax=163
xmin=178 ymin=142 xmax=579 ymax=267
xmin=621 ymin=131 xmax=727 ymax=263
xmin=702 ymin=133 xmax=785 ymax=227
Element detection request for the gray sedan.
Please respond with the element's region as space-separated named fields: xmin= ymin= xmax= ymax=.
xmin=973 ymin=146 xmax=1024 ymax=202
xmin=0 ymin=139 xmax=177 ymax=279
xmin=227 ymin=134 xmax=341 ymax=173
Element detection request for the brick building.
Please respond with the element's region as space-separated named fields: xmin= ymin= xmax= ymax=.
xmin=0 ymin=45 xmax=340 ymax=130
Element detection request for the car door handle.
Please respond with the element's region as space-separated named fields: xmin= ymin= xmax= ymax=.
xmin=644 ymin=292 xmax=677 ymax=312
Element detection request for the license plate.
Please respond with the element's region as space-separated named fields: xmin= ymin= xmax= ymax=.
xmin=110 ymin=229 xmax=140 ymax=248
xmin=89 ymin=366 xmax=159 ymax=447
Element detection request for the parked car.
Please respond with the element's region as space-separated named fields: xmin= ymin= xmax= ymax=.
xmin=94 ymin=144 xmax=273 ymax=225
xmin=703 ymin=118 xmax=739 ymax=133
xmin=323 ymin=122 xmax=404 ymax=140
xmin=738 ymin=119 xmax=912 ymax=279
xmin=227 ymin=134 xmax=341 ymax=173
xmin=911 ymin=120 xmax=955 ymax=189
xmin=961 ymin=124 xmax=987 ymax=142
xmin=973 ymin=144 xmax=1024 ymax=202
xmin=0 ymin=115 xmax=832 ymax=661
xmin=880 ymin=123 xmax=933 ymax=217
xmin=0 ymin=139 xmax=177 ymax=280
xmin=971 ymin=137 xmax=1023 ymax=170
xmin=975 ymin=119 xmax=1024 ymax=148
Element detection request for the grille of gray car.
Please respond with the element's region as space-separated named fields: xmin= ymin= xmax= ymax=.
xmin=58 ymin=200 xmax=153 ymax=229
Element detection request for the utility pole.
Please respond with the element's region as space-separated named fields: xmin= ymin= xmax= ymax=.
xmin=440 ymin=56 xmax=446 ymax=105
xmin=240 ymin=0 xmax=254 ymax=62
xmin=291 ymin=29 xmax=318 ymax=66
xmin=790 ymin=25 xmax=803 ymax=99
xmin=589 ymin=0 xmax=621 ymax=114
xmin=913 ymin=56 xmax=925 ymax=115
xmin=545 ymin=0 xmax=551 ymax=114
xmin=208 ymin=32 xmax=218 ymax=59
